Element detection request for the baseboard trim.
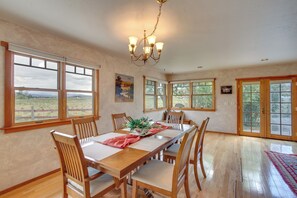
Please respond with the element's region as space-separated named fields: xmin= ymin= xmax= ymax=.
xmin=206 ymin=130 xmax=238 ymax=135
xmin=0 ymin=168 xmax=60 ymax=196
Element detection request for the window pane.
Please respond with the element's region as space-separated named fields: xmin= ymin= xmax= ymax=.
xmin=271 ymin=93 xmax=280 ymax=102
xmin=157 ymin=96 xmax=166 ymax=108
xmin=66 ymin=65 xmax=75 ymax=72
xmin=281 ymin=125 xmax=291 ymax=136
xmin=281 ymin=92 xmax=291 ymax=102
xmin=157 ymin=83 xmax=166 ymax=95
xmin=14 ymin=65 xmax=58 ymax=89
xmin=145 ymin=80 xmax=155 ymax=94
xmin=14 ymin=54 xmax=30 ymax=65
xmin=76 ymin=67 xmax=84 ymax=74
xmin=193 ymin=82 xmax=212 ymax=94
xmin=270 ymin=84 xmax=280 ymax=92
xmin=281 ymin=83 xmax=291 ymax=92
xmin=172 ymin=96 xmax=190 ymax=108
xmin=66 ymin=73 xmax=92 ymax=91
xmin=271 ymin=114 xmax=280 ymax=124
xmin=46 ymin=61 xmax=58 ymax=70
xmin=85 ymin=69 xmax=93 ymax=75
xmin=192 ymin=95 xmax=213 ymax=108
xmin=281 ymin=114 xmax=291 ymax=125
xmin=145 ymin=95 xmax=156 ymax=109
xmin=281 ymin=103 xmax=291 ymax=113
xmin=32 ymin=58 xmax=45 ymax=68
xmin=67 ymin=92 xmax=93 ymax=117
xmin=15 ymin=90 xmax=58 ymax=123
xmin=271 ymin=124 xmax=280 ymax=135
xmin=172 ymin=83 xmax=190 ymax=95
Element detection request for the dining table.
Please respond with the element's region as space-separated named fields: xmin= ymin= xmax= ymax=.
xmin=81 ymin=122 xmax=195 ymax=191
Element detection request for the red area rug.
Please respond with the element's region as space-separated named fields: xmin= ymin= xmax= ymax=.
xmin=265 ymin=151 xmax=297 ymax=195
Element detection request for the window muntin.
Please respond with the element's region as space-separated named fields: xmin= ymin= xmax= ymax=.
xmin=171 ymin=80 xmax=215 ymax=110
xmin=11 ymin=53 xmax=98 ymax=125
xmin=144 ymin=79 xmax=167 ymax=111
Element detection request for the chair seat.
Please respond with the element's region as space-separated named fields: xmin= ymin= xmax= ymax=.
xmin=164 ymin=144 xmax=196 ymax=161
xmin=132 ymin=159 xmax=174 ymax=191
xmin=68 ymin=168 xmax=114 ymax=197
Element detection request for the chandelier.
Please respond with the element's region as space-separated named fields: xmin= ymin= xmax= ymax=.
xmin=128 ymin=0 xmax=167 ymax=66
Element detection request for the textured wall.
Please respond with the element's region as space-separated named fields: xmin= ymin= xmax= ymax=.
xmin=168 ymin=63 xmax=297 ymax=134
xmin=0 ymin=19 xmax=165 ymax=191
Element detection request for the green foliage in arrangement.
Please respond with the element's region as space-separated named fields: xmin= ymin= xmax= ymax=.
xmin=126 ymin=117 xmax=151 ymax=130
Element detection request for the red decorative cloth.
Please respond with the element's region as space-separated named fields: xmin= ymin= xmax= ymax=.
xmin=102 ymin=134 xmax=140 ymax=149
xmin=103 ymin=123 xmax=172 ymax=148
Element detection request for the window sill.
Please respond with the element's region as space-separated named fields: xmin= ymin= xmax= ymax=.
xmin=170 ymin=107 xmax=216 ymax=112
xmin=2 ymin=116 xmax=100 ymax=133
xmin=143 ymin=108 xmax=167 ymax=113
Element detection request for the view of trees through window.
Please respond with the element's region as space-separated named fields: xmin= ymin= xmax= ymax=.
xmin=172 ymin=80 xmax=214 ymax=110
xmin=144 ymin=79 xmax=166 ymax=111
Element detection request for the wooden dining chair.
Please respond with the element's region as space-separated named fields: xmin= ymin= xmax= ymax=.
xmin=112 ymin=113 xmax=129 ymax=131
xmin=51 ymin=131 xmax=127 ymax=198
xmin=71 ymin=117 xmax=99 ymax=141
xmin=131 ymin=126 xmax=197 ymax=198
xmin=163 ymin=117 xmax=210 ymax=190
xmin=165 ymin=111 xmax=184 ymax=124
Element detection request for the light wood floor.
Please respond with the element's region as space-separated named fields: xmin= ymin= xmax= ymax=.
xmin=1 ymin=133 xmax=297 ymax=198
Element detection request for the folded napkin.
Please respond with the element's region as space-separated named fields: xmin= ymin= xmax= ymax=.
xmin=102 ymin=134 xmax=141 ymax=149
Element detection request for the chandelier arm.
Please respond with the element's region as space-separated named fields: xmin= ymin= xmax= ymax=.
xmin=148 ymin=2 xmax=163 ymax=37
xmin=150 ymin=50 xmax=161 ymax=61
xmin=131 ymin=53 xmax=144 ymax=62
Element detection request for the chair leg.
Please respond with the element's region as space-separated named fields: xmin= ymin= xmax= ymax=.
xmin=200 ymin=156 xmax=207 ymax=178
xmin=121 ymin=177 xmax=127 ymax=198
xmin=193 ymin=163 xmax=202 ymax=190
xmin=184 ymin=173 xmax=191 ymax=198
xmin=132 ymin=180 xmax=138 ymax=198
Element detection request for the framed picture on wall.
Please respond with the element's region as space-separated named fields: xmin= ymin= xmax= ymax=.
xmin=221 ymin=85 xmax=232 ymax=94
xmin=115 ymin=73 xmax=134 ymax=102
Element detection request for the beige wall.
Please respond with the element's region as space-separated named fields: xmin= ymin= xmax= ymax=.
xmin=0 ymin=19 xmax=166 ymax=191
xmin=168 ymin=63 xmax=297 ymax=134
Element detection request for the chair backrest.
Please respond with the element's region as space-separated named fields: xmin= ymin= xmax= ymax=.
xmin=165 ymin=111 xmax=184 ymax=124
xmin=172 ymin=126 xmax=197 ymax=191
xmin=71 ymin=117 xmax=98 ymax=141
xmin=112 ymin=113 xmax=128 ymax=131
xmin=51 ymin=131 xmax=90 ymax=196
xmin=194 ymin=117 xmax=210 ymax=158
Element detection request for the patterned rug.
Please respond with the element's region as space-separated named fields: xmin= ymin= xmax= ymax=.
xmin=265 ymin=151 xmax=297 ymax=195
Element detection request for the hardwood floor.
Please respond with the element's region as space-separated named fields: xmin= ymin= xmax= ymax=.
xmin=1 ymin=133 xmax=297 ymax=198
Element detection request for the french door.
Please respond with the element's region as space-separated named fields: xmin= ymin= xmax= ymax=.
xmin=238 ymin=76 xmax=297 ymax=140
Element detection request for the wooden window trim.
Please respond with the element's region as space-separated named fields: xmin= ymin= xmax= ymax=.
xmin=143 ymin=76 xmax=168 ymax=113
xmin=170 ymin=79 xmax=216 ymax=111
xmin=1 ymin=42 xmax=100 ymax=133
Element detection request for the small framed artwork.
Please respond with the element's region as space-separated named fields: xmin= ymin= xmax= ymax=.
xmin=221 ymin=85 xmax=232 ymax=94
xmin=115 ymin=73 xmax=134 ymax=102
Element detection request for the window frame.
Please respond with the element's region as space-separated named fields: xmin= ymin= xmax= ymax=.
xmin=143 ymin=76 xmax=168 ymax=112
xmin=170 ymin=79 xmax=216 ymax=111
xmin=1 ymin=43 xmax=99 ymax=133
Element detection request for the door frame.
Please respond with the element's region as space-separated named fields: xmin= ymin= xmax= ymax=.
xmin=236 ymin=75 xmax=297 ymax=141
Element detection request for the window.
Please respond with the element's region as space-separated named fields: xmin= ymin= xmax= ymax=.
xmin=171 ymin=79 xmax=215 ymax=111
xmin=144 ymin=77 xmax=167 ymax=112
xmin=3 ymin=51 xmax=99 ymax=133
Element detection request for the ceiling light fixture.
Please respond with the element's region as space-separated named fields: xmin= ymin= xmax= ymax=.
xmin=128 ymin=0 xmax=167 ymax=66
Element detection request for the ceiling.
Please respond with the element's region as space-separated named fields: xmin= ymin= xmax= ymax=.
xmin=0 ymin=0 xmax=296 ymax=73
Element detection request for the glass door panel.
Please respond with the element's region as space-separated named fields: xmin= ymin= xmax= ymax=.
xmin=242 ymin=82 xmax=261 ymax=134
xmin=269 ymin=80 xmax=292 ymax=137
